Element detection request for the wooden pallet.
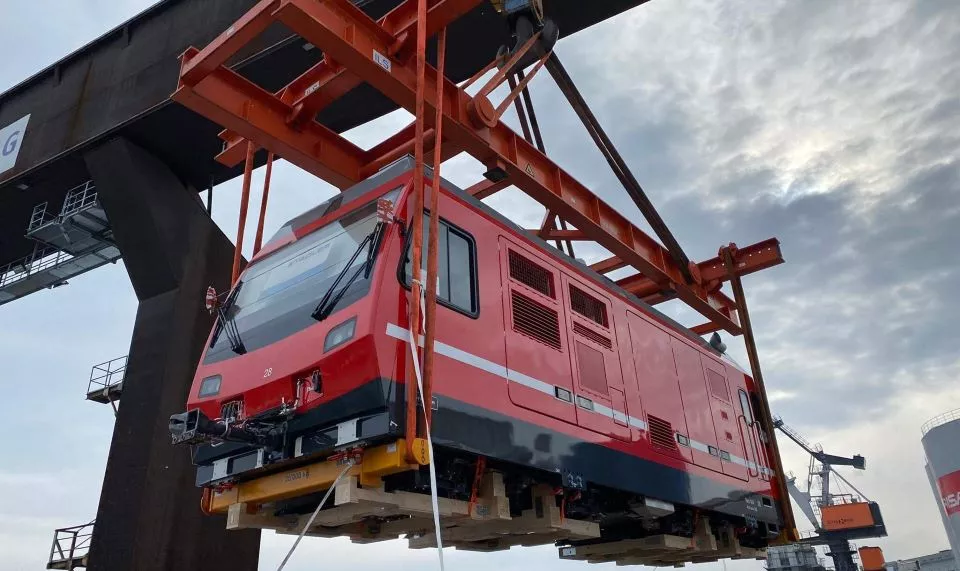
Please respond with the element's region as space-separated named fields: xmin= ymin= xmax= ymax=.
xmin=558 ymin=520 xmax=767 ymax=567
xmin=225 ymin=473 xmax=600 ymax=551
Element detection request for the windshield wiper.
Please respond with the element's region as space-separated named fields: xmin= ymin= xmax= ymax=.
xmin=312 ymin=221 xmax=386 ymax=321
xmin=210 ymin=284 xmax=247 ymax=354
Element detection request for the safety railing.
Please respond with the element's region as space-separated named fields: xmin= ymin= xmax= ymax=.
xmin=0 ymin=246 xmax=73 ymax=288
xmin=29 ymin=201 xmax=55 ymax=231
xmin=88 ymin=356 xmax=127 ymax=396
xmin=922 ymin=408 xmax=960 ymax=435
xmin=47 ymin=521 xmax=93 ymax=569
xmin=60 ymin=181 xmax=99 ymax=218
xmin=26 ymin=181 xmax=98 ymax=234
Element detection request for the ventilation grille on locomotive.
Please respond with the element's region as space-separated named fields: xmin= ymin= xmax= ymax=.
xmin=706 ymin=369 xmax=730 ymax=402
xmin=573 ymin=322 xmax=613 ymax=349
xmin=570 ymin=285 xmax=608 ymax=327
xmin=509 ymin=250 xmax=554 ymax=298
xmin=648 ymin=415 xmax=677 ymax=450
xmin=511 ymin=291 xmax=561 ymax=349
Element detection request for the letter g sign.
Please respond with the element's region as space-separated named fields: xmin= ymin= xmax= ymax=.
xmin=0 ymin=114 xmax=31 ymax=176
xmin=2 ymin=130 xmax=20 ymax=156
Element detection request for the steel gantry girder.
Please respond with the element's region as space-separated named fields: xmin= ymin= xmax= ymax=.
xmin=211 ymin=0 xmax=484 ymax=167
xmin=173 ymin=0 xmax=782 ymax=335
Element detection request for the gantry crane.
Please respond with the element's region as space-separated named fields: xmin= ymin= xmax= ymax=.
xmin=773 ymin=417 xmax=886 ymax=571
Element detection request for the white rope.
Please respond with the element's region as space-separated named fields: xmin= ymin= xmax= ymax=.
xmin=408 ymin=278 xmax=446 ymax=570
xmin=275 ymin=459 xmax=356 ymax=571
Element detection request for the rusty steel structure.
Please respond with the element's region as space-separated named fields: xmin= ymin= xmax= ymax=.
xmin=172 ymin=0 xmax=797 ymax=547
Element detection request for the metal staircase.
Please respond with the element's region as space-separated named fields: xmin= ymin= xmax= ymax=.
xmin=0 ymin=181 xmax=120 ymax=305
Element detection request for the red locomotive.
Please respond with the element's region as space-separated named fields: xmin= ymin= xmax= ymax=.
xmin=170 ymin=157 xmax=785 ymax=552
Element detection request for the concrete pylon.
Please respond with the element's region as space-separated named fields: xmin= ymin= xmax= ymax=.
xmin=83 ymin=137 xmax=259 ymax=571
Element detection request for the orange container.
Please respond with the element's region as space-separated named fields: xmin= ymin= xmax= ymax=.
xmin=820 ymin=502 xmax=876 ymax=531
xmin=859 ymin=546 xmax=885 ymax=571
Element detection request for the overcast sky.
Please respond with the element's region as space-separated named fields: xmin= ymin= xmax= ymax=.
xmin=1 ymin=0 xmax=959 ymax=570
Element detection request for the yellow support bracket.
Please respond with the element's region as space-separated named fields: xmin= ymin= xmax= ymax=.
xmin=209 ymin=438 xmax=429 ymax=513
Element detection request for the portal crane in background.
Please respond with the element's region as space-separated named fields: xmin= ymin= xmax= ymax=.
xmin=773 ymin=417 xmax=887 ymax=571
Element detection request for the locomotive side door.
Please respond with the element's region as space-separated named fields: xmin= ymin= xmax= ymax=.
xmin=672 ymin=339 xmax=723 ymax=473
xmin=561 ymin=274 xmax=631 ymax=442
xmin=702 ymin=357 xmax=749 ymax=481
xmin=626 ymin=311 xmax=691 ymax=463
xmin=498 ymin=237 xmax=576 ymax=424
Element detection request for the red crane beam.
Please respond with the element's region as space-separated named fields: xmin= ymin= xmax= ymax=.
xmin=174 ymin=50 xmax=366 ymax=189
xmin=268 ymin=0 xmax=746 ymax=333
xmin=214 ymin=0 xmax=482 ymax=166
xmin=173 ymin=0 xmax=783 ymax=335
xmin=617 ymin=238 xmax=784 ymax=298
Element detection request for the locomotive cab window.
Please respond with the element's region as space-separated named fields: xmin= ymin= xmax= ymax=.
xmin=401 ymin=214 xmax=478 ymax=316
xmin=739 ymin=389 xmax=754 ymax=425
xmin=203 ymin=187 xmax=401 ymax=364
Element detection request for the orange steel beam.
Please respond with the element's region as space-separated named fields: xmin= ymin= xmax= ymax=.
xmin=177 ymin=0 xmax=782 ymax=334
xmin=273 ymin=0 xmax=747 ymax=332
xmin=422 ymin=26 xmax=448 ymax=430
xmin=360 ymin=124 xmax=462 ymax=179
xmin=616 ymin=239 xmax=783 ymax=299
xmin=404 ymin=0 xmax=430 ymax=464
xmin=530 ymin=229 xmax=587 ymax=240
xmin=698 ymin=237 xmax=783 ymax=283
xmin=253 ymin=151 xmax=274 ymax=255
xmin=467 ymin=179 xmax=510 ymax=199
xmin=215 ymin=0 xmax=482 ymax=166
xmin=690 ymin=322 xmax=723 ymax=335
xmin=721 ymin=244 xmax=799 ymax=542
xmin=174 ymin=48 xmax=366 ymax=189
xmin=591 ymin=256 xmax=628 ymax=274
xmin=180 ymin=0 xmax=280 ymax=86
xmin=232 ymin=141 xmax=256 ymax=284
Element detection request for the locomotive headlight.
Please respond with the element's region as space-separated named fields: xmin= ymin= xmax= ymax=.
xmin=197 ymin=375 xmax=222 ymax=397
xmin=324 ymin=317 xmax=356 ymax=352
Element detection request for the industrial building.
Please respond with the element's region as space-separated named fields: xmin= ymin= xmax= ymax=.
xmin=767 ymin=544 xmax=828 ymax=571
xmin=922 ymin=409 xmax=960 ymax=569
xmin=886 ymin=550 xmax=959 ymax=571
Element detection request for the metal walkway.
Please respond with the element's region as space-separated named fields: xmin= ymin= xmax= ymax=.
xmin=0 ymin=181 xmax=120 ymax=305
xmin=86 ymin=355 xmax=126 ymax=405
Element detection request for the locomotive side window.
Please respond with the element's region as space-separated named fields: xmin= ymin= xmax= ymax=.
xmin=401 ymin=215 xmax=478 ymax=316
xmin=739 ymin=389 xmax=754 ymax=425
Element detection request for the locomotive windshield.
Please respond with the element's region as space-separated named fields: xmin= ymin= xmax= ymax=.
xmin=204 ymin=188 xmax=401 ymax=364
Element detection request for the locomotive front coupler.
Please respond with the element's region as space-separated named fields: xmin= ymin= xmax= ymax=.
xmin=168 ymin=408 xmax=283 ymax=450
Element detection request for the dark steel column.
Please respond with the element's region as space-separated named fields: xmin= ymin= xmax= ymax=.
xmin=83 ymin=138 xmax=259 ymax=571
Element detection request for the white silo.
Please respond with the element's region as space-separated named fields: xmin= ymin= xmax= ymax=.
xmin=922 ymin=409 xmax=960 ymax=568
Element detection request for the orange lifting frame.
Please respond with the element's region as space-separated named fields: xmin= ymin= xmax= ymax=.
xmin=172 ymin=0 xmax=797 ymax=541
xmin=172 ymin=0 xmax=783 ymax=338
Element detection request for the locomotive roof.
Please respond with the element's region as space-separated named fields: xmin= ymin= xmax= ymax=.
xmin=272 ymin=156 xmax=738 ymax=369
